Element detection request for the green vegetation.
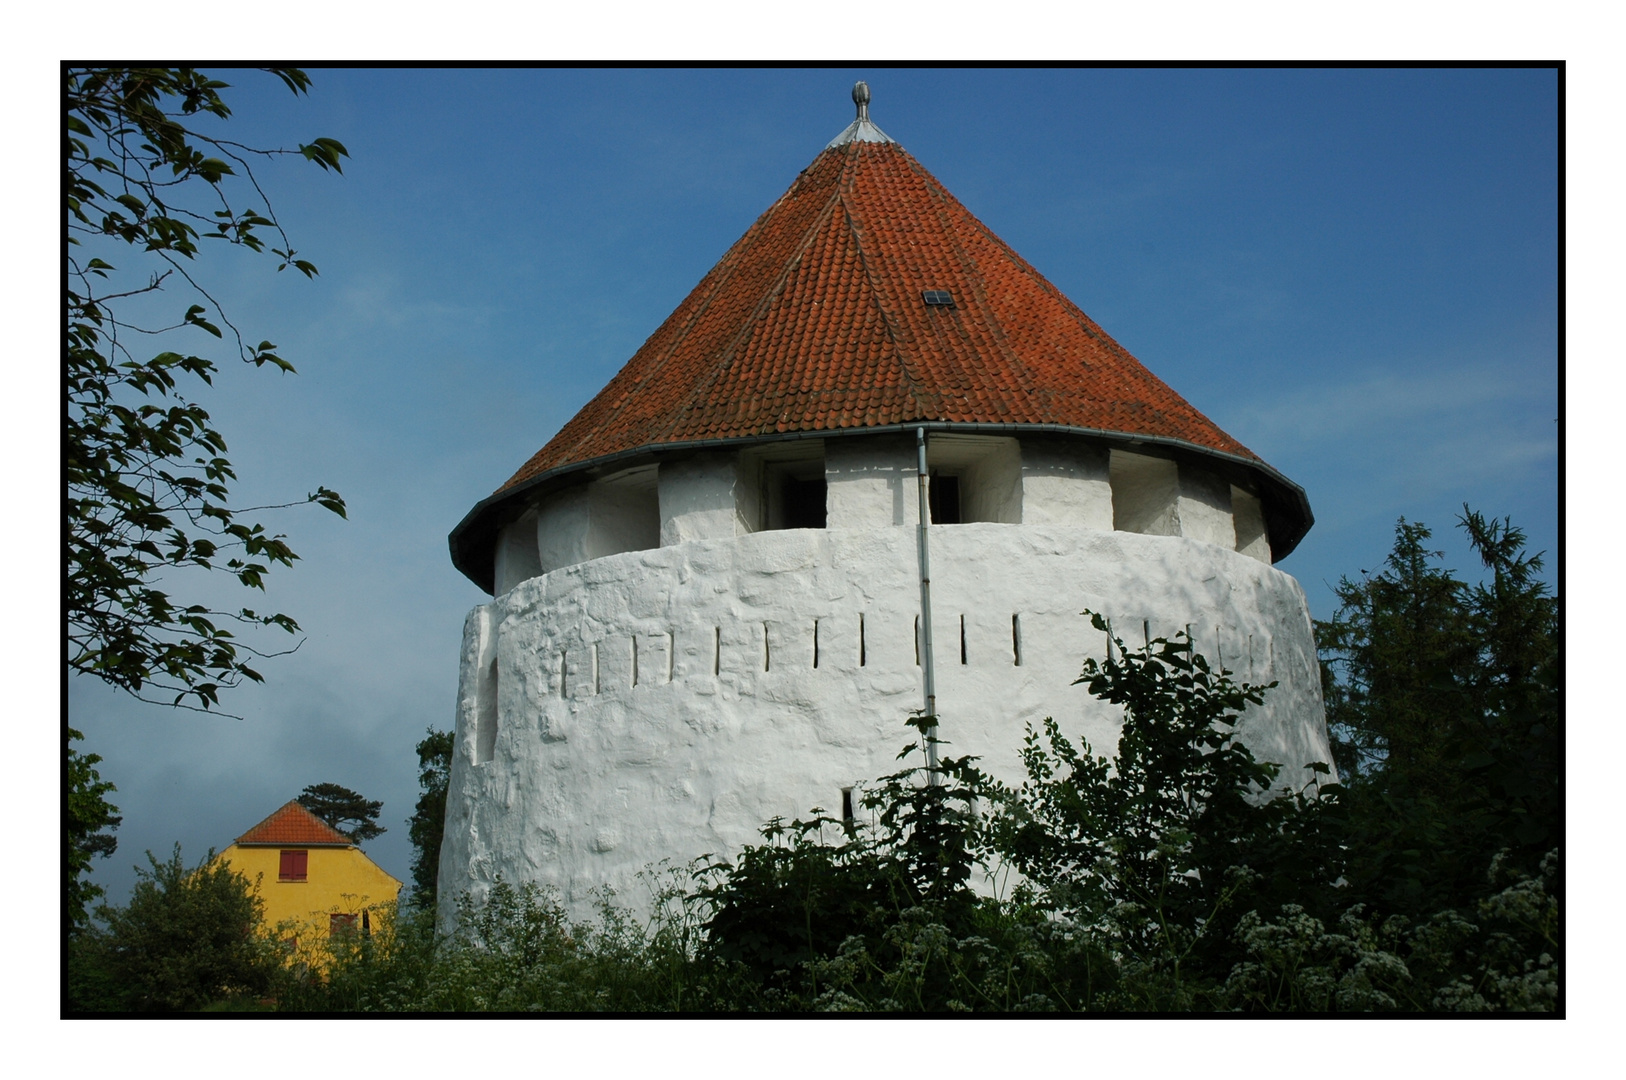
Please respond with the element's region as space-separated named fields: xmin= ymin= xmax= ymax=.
xmin=66 ymin=729 xmax=122 ymax=935
xmin=407 ymin=728 xmax=454 ymax=910
xmin=68 ymin=510 xmax=1558 ymax=1012
xmin=298 ymin=782 xmax=386 ymax=844
xmin=67 ymin=67 xmax=347 ymax=714
xmin=68 ymin=846 xmax=282 ymax=1012
xmin=66 ymin=68 xmax=350 ymax=944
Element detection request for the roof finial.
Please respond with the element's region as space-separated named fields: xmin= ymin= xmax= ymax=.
xmin=826 ymin=82 xmax=893 ymax=149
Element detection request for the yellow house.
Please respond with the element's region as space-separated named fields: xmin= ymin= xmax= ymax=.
xmin=218 ymin=800 xmax=402 ymax=954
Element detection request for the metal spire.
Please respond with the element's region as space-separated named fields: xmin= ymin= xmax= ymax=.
xmin=826 ymin=80 xmax=895 ymax=148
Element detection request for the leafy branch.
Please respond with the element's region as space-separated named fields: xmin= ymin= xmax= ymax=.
xmin=66 ymin=67 xmax=349 ymax=712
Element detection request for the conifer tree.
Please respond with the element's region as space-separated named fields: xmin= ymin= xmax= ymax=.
xmin=298 ymin=783 xmax=385 ymax=844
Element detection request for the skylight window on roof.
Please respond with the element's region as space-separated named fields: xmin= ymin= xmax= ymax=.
xmin=922 ymin=289 xmax=955 ymax=307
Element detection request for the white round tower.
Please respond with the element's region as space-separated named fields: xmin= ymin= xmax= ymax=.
xmin=438 ymin=89 xmax=1332 ymax=923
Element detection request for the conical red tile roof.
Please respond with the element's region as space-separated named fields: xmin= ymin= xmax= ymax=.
xmin=235 ymin=799 xmax=354 ymax=847
xmin=504 ymin=139 xmax=1259 ymax=488
xmin=451 ymin=109 xmax=1312 ymax=591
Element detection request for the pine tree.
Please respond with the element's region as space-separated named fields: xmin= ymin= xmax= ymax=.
xmin=298 ymin=783 xmax=385 ymax=844
xmin=408 ymin=729 xmax=454 ymax=908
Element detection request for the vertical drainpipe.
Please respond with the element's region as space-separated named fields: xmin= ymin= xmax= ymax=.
xmin=915 ymin=426 xmax=939 ymax=779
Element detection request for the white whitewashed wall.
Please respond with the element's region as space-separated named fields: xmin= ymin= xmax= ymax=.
xmin=439 ymin=521 xmax=1326 ymax=926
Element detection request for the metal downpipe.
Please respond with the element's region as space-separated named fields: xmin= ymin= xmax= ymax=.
xmin=915 ymin=426 xmax=939 ymax=780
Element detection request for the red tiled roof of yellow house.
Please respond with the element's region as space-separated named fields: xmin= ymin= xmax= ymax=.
xmin=234 ymin=800 xmax=353 ymax=847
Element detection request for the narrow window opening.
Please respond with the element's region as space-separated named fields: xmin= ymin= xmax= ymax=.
xmin=859 ymin=613 xmax=867 ymax=667
xmin=476 ymin=657 xmax=498 ymax=764
xmin=714 ymin=627 xmax=721 ymax=676
xmin=841 ymin=787 xmax=855 ymax=823
xmin=1143 ymin=619 xmax=1151 ymax=649
xmin=928 ymin=472 xmax=961 ymax=524
xmin=592 ymin=643 xmax=600 ymax=695
xmin=560 ymin=650 xmax=568 ymax=698
xmin=1215 ymin=628 xmax=1224 ymax=673
xmin=959 ymin=614 xmax=967 ymax=665
xmin=667 ymin=631 xmax=676 ymax=683
xmin=914 ymin=616 xmax=921 ymax=666
xmin=763 ymin=622 xmax=771 ymax=672
xmin=1011 ymin=614 xmax=1022 ymax=667
xmin=813 ymin=619 xmax=820 ymax=669
xmin=632 ymin=636 xmax=639 ymax=687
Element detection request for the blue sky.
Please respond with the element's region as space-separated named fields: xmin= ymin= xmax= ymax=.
xmin=68 ymin=67 xmax=1558 ymax=906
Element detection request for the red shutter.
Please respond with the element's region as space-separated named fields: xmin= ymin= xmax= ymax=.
xmin=279 ymin=849 xmax=308 ymax=881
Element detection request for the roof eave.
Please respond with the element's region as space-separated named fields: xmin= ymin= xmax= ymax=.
xmin=449 ymin=423 xmax=1313 ymax=593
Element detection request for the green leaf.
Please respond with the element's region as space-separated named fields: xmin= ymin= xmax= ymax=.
xmin=183 ymin=305 xmax=222 ymax=338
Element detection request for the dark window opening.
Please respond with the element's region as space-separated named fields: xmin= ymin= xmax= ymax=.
xmin=782 ymin=477 xmax=827 ymax=529
xmin=476 ymin=657 xmax=498 ymax=763
xmin=929 ymin=474 xmax=961 ymax=524
xmin=922 ymin=289 xmax=955 ymax=306
xmin=841 ymin=788 xmax=855 ymax=823
xmin=960 ymin=614 xmax=967 ymax=665
xmin=279 ymin=850 xmax=308 ymax=882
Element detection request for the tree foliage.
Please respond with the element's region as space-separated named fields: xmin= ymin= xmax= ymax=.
xmin=407 ymin=728 xmax=454 ymax=908
xmin=298 ymin=782 xmax=385 ymax=844
xmin=68 ymin=846 xmax=280 ymax=1012
xmin=696 ymin=714 xmax=985 ymax=1001
xmin=982 ymin=616 xmax=1344 ymax=999
xmin=67 ymin=67 xmax=348 ymax=712
xmin=66 ymin=728 xmax=123 ymax=935
xmin=1318 ymin=508 xmax=1561 ymax=917
xmin=167 ymin=509 xmax=1557 ymax=1013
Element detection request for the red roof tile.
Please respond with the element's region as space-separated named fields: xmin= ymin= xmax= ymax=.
xmin=501 ymin=139 xmax=1259 ymax=492
xmin=235 ymin=800 xmax=353 ymax=847
xmin=450 ymin=129 xmax=1313 ymax=590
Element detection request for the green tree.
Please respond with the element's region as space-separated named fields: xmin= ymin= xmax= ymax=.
xmin=67 ymin=67 xmax=347 ymax=712
xmin=697 ymin=714 xmax=994 ymax=1007
xmin=982 ymin=615 xmax=1343 ymax=1005
xmin=66 ymin=728 xmax=122 ymax=935
xmin=298 ymin=782 xmax=385 ymax=844
xmin=1318 ymin=519 xmax=1477 ymax=784
xmin=69 ymin=845 xmax=279 ymax=1012
xmin=407 ymin=728 xmax=454 ymax=908
xmin=1317 ymin=509 xmax=1560 ymax=916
